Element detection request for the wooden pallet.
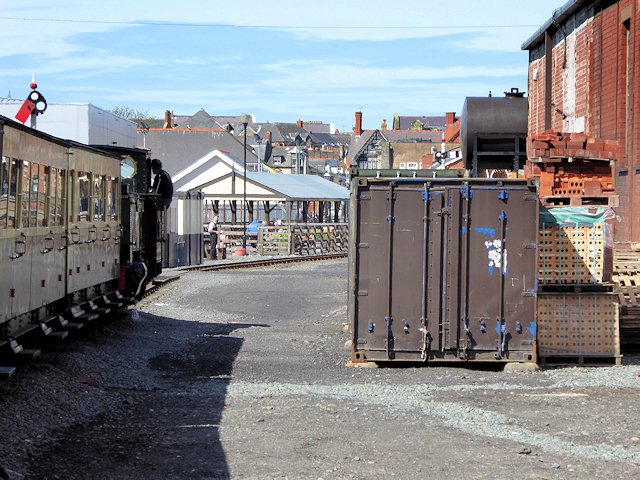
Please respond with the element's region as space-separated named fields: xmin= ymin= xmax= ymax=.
xmin=541 ymin=195 xmax=619 ymax=207
xmin=539 ymin=355 xmax=622 ymax=366
xmin=537 ymin=293 xmax=620 ymax=358
xmin=613 ymin=248 xmax=640 ymax=308
xmin=612 ymin=247 xmax=640 ymax=348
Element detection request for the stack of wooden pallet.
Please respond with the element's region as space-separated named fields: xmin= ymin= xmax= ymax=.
xmin=612 ymin=247 xmax=640 ymax=349
xmin=538 ymin=223 xmax=607 ymax=284
xmin=537 ymin=208 xmax=620 ymax=365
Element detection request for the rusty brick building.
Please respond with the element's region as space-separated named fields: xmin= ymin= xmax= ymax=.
xmin=523 ymin=0 xmax=639 ymax=242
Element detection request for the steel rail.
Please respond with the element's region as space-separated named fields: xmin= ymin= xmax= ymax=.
xmin=179 ymin=253 xmax=347 ymax=273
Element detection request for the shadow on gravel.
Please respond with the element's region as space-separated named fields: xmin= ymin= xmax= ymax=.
xmin=374 ymin=361 xmax=506 ymax=372
xmin=149 ymin=321 xmax=270 ymax=380
xmin=27 ymin=318 xmax=269 ymax=480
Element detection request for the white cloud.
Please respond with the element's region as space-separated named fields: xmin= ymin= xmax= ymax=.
xmin=259 ymin=60 xmax=525 ymax=90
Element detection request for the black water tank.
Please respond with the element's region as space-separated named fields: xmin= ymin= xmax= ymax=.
xmin=460 ymin=88 xmax=528 ymax=171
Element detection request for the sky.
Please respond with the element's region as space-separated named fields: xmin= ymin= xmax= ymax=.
xmin=1 ymin=1 xmax=564 ymax=132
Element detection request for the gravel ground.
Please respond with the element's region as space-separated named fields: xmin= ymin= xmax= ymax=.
xmin=1 ymin=258 xmax=640 ymax=479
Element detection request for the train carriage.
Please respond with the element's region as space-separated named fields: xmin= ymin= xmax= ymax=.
xmin=0 ymin=114 xmax=161 ymax=347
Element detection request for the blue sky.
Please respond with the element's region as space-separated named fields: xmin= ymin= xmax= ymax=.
xmin=2 ymin=1 xmax=563 ymax=132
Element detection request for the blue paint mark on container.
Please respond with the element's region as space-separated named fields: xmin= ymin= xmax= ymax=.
xmin=474 ymin=227 xmax=496 ymax=238
xmin=527 ymin=322 xmax=537 ymax=337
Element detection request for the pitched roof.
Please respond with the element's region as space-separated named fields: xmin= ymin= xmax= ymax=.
xmin=173 ymin=149 xmax=245 ymax=192
xmin=137 ymin=128 xmax=258 ymax=177
xmin=176 ymin=109 xmax=222 ymax=130
xmin=345 ymin=130 xmax=376 ymax=165
xmin=308 ymin=132 xmax=350 ymax=148
xmin=382 ymin=130 xmax=443 ymax=143
xmin=398 ymin=116 xmax=446 ymax=130
xmin=300 ymin=122 xmax=331 ymax=134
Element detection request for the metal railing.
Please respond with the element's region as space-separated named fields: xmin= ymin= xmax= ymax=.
xmin=210 ymin=222 xmax=349 ymax=257
xmin=291 ymin=223 xmax=349 ymax=256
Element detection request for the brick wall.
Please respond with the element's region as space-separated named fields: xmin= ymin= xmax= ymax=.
xmin=527 ymin=0 xmax=639 ymax=242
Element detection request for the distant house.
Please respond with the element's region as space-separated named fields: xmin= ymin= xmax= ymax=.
xmin=236 ymin=121 xmax=349 ymax=183
xmin=347 ymin=111 xmax=461 ymax=170
xmin=136 ymin=109 xmax=258 ymax=178
xmin=392 ymin=114 xmax=447 ymax=131
xmin=267 ymin=145 xmax=307 ymax=174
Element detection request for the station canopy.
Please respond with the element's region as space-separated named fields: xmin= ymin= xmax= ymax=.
xmin=173 ymin=148 xmax=349 ymax=202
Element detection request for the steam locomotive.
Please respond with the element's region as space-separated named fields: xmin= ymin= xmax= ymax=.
xmin=0 ymin=114 xmax=164 ymax=369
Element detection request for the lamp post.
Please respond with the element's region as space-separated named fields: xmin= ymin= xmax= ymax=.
xmin=241 ymin=114 xmax=250 ymax=251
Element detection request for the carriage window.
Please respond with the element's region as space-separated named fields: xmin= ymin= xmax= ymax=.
xmin=68 ymin=171 xmax=74 ymax=224
xmin=0 ymin=157 xmax=7 ymax=228
xmin=30 ymin=163 xmax=38 ymax=227
xmin=57 ymin=170 xmax=66 ymax=226
xmin=21 ymin=161 xmax=31 ymax=228
xmin=36 ymin=164 xmax=47 ymax=227
xmin=78 ymin=172 xmax=90 ymax=221
xmin=93 ymin=175 xmax=105 ymax=221
xmin=6 ymin=159 xmax=18 ymax=228
xmin=107 ymin=176 xmax=118 ymax=221
xmin=49 ymin=167 xmax=56 ymax=226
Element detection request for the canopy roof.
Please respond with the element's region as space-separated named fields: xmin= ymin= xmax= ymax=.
xmin=175 ymin=148 xmax=349 ymax=202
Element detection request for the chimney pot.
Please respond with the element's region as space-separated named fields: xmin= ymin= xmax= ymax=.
xmin=355 ymin=112 xmax=363 ymax=136
xmin=446 ymin=112 xmax=455 ymax=126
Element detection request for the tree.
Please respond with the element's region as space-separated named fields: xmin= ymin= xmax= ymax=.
xmin=109 ymin=106 xmax=150 ymax=121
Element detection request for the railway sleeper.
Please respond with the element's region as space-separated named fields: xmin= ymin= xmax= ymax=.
xmin=0 ymin=338 xmax=41 ymax=365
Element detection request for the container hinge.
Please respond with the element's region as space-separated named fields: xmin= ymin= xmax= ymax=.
xmin=358 ymin=243 xmax=370 ymax=248
xmin=522 ymin=242 xmax=537 ymax=250
xmin=523 ymin=194 xmax=538 ymax=201
xmin=521 ymin=291 xmax=536 ymax=297
xmin=357 ymin=290 xmax=368 ymax=296
xmin=360 ymin=194 xmax=371 ymax=200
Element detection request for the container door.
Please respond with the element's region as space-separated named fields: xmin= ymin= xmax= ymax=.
xmin=389 ymin=185 xmax=428 ymax=358
xmin=465 ymin=185 xmax=538 ymax=358
xmin=353 ymin=182 xmax=432 ymax=360
xmin=425 ymin=186 xmax=447 ymax=354
xmin=353 ymin=184 xmax=391 ymax=354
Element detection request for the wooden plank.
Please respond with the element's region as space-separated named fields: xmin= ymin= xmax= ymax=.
xmin=620 ymin=275 xmax=638 ymax=307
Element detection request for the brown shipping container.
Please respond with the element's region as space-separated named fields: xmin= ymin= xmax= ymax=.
xmin=348 ymin=175 xmax=539 ymax=363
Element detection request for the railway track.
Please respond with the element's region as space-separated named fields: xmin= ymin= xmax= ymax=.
xmin=179 ymin=253 xmax=347 ymax=273
xmin=0 ymin=254 xmax=347 ymax=378
xmin=142 ymin=253 xmax=347 ymax=298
